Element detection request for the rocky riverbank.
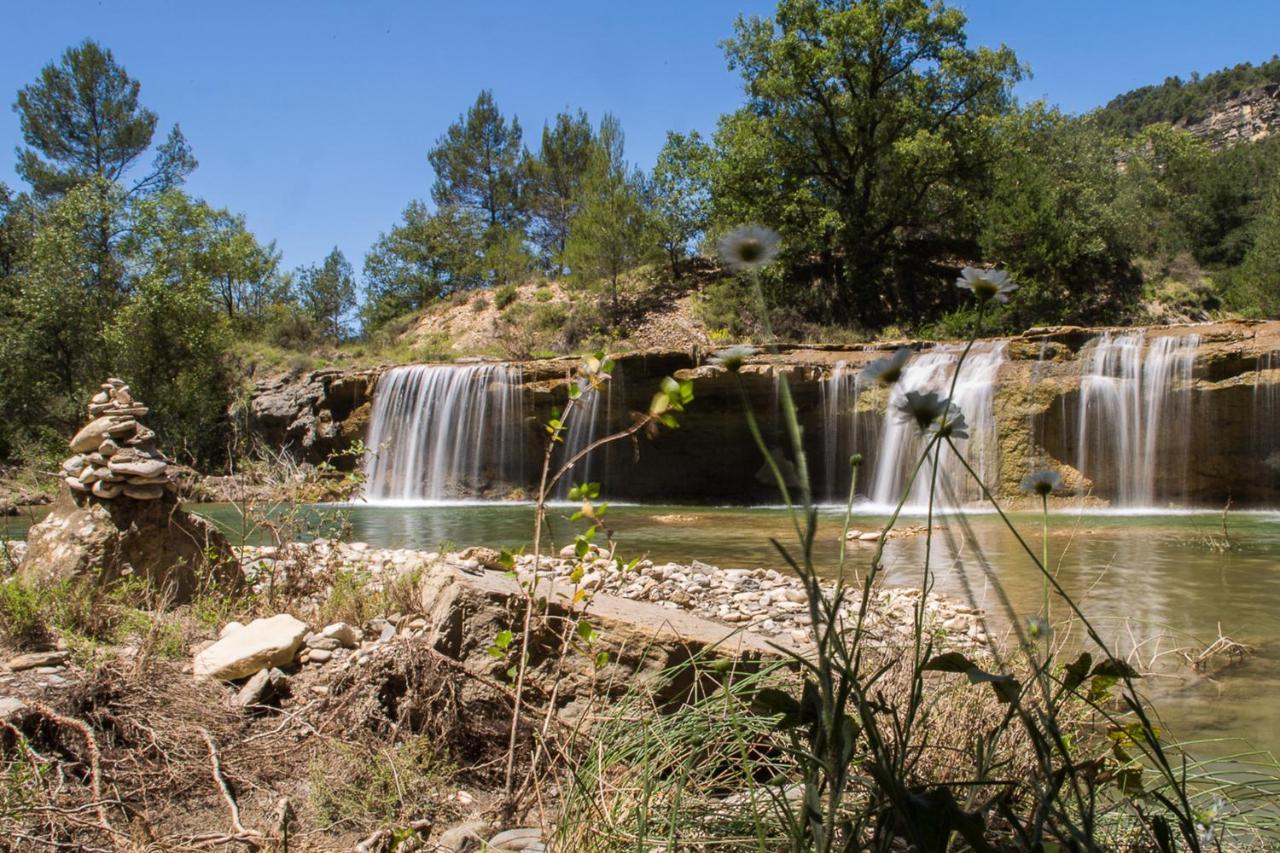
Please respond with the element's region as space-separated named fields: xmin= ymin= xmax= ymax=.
xmin=236 ymin=539 xmax=994 ymax=652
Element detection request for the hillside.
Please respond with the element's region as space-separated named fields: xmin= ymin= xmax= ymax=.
xmin=1094 ymin=55 xmax=1280 ymax=142
xmin=393 ymin=269 xmax=719 ymax=360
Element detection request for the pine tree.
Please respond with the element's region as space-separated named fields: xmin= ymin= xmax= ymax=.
xmin=14 ymin=39 xmax=195 ymax=199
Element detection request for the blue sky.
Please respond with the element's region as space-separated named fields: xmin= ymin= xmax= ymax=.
xmin=2 ymin=1 xmax=1277 ymax=273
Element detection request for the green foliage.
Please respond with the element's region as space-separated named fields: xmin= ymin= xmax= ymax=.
xmin=361 ymin=202 xmax=487 ymax=333
xmin=979 ymin=107 xmax=1140 ymax=327
xmin=493 ymin=283 xmax=518 ymax=309
xmin=308 ymin=737 xmax=456 ymax=831
xmin=563 ymin=115 xmax=657 ymax=324
xmin=428 ymin=90 xmax=531 ymax=287
xmin=296 ymin=247 xmax=356 ymax=341
xmin=651 ymin=130 xmax=713 ymax=277
xmin=525 ymin=109 xmax=595 ymax=269
xmin=0 ymin=580 xmax=50 ymax=650
xmin=714 ymin=0 xmax=1023 ymax=326
xmin=1094 ymin=54 xmax=1280 ymax=136
xmin=14 ymin=38 xmax=194 ymax=198
xmin=1228 ymin=180 xmax=1280 ymax=317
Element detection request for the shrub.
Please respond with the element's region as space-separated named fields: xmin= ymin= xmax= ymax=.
xmin=0 ymin=580 xmax=49 ymax=650
xmin=470 ymin=295 xmax=489 ymax=312
xmin=494 ymin=283 xmax=519 ymax=309
xmin=308 ymin=736 xmax=457 ymax=831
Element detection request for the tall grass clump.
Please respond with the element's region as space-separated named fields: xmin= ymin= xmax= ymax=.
xmin=556 ymin=229 xmax=1275 ymax=850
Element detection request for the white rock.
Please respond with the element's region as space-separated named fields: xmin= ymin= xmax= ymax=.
xmin=220 ymin=621 xmax=245 ymax=638
xmin=321 ymin=622 xmax=360 ymax=647
xmin=109 ymin=457 xmax=167 ymax=478
xmin=193 ymin=614 xmax=309 ymax=681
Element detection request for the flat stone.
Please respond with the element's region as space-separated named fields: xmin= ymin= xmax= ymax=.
xmin=98 ymin=439 xmax=119 ymax=457
xmin=61 ymin=455 xmax=87 ymax=475
xmin=109 ymin=458 xmax=167 ymax=478
xmin=305 ymin=636 xmax=340 ymax=651
xmin=73 ymin=417 xmax=129 ymax=452
xmin=122 ymin=484 xmax=164 ymax=500
xmin=193 ymin=614 xmax=309 ymax=681
xmin=307 ymin=648 xmax=332 ymax=663
xmin=91 ymin=481 xmax=123 ymax=499
xmin=9 ymin=650 xmax=70 ymax=671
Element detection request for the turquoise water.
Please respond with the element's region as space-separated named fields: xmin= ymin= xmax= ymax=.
xmin=7 ymin=501 xmax=1280 ymax=761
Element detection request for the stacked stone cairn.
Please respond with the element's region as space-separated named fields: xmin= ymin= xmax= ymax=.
xmin=60 ymin=379 xmax=172 ymax=501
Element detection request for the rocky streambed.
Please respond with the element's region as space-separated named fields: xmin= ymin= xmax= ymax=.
xmin=237 ymin=539 xmax=994 ymax=653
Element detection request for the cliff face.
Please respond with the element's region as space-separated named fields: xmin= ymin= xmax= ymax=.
xmin=244 ymin=321 xmax=1280 ymax=506
xmin=1178 ymin=83 xmax=1280 ymax=147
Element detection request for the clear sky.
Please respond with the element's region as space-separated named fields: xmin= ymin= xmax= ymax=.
xmin=2 ymin=1 xmax=1277 ymax=273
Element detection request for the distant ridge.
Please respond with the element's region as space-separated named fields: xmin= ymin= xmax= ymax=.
xmin=1093 ymin=55 xmax=1280 ymax=144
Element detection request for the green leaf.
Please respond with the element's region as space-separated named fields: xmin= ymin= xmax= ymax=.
xmin=575 ymin=619 xmax=597 ymax=644
xmin=494 ymin=629 xmax=513 ymax=650
xmin=594 ymin=650 xmax=609 ymax=668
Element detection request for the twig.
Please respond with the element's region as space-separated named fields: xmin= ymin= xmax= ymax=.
xmin=200 ymin=728 xmax=261 ymax=844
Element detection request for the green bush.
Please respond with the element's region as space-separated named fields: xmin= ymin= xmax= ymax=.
xmin=494 ymin=283 xmax=519 ymax=309
xmin=0 ymin=580 xmax=49 ymax=650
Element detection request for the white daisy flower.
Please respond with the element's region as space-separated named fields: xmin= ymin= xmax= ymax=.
xmin=717 ymin=225 xmax=781 ymax=272
xmin=956 ymin=267 xmax=1019 ymax=304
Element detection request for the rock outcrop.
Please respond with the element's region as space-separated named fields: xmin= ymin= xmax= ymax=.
xmin=20 ymin=380 xmax=238 ymax=602
xmin=243 ymin=320 xmax=1280 ymax=506
xmin=1179 ymin=83 xmax=1280 ymax=147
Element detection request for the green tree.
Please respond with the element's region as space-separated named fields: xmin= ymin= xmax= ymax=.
xmin=1113 ymin=123 xmax=1213 ymax=260
xmin=0 ymin=181 xmax=128 ymax=462
xmin=361 ymin=202 xmax=487 ymax=332
xmin=563 ymin=116 xmax=655 ymax=323
xmin=1231 ymin=179 xmax=1280 ymax=317
xmin=715 ymin=0 xmax=1022 ymax=325
xmin=297 ymin=248 xmax=356 ymax=340
xmin=106 ymin=189 xmax=233 ymax=464
xmin=980 ymin=107 xmax=1138 ymax=326
xmin=651 ymin=130 xmax=713 ymax=278
xmin=525 ymin=109 xmax=595 ymax=270
xmin=428 ymin=90 xmax=530 ymax=285
xmin=14 ymin=39 xmax=195 ymax=199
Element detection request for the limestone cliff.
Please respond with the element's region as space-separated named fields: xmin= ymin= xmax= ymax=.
xmin=243 ymin=321 xmax=1280 ymax=506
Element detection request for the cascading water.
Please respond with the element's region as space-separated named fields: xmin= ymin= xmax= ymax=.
xmin=819 ymin=362 xmax=867 ymax=501
xmin=867 ymin=344 xmax=1007 ymax=507
xmin=1253 ymin=351 xmax=1280 ymax=500
xmin=1075 ymin=333 xmax=1199 ymax=507
xmin=362 ymin=364 xmax=524 ymax=502
xmin=554 ymin=382 xmax=608 ymax=498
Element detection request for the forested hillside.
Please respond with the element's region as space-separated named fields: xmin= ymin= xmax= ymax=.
xmin=1094 ymin=55 xmax=1280 ymax=136
xmin=3 ymin=1 xmax=1280 ymax=482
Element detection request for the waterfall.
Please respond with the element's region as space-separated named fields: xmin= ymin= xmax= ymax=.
xmin=867 ymin=344 xmax=1007 ymax=507
xmin=1252 ymin=350 xmax=1280 ymax=489
xmin=362 ymin=364 xmax=524 ymax=502
xmin=1075 ymin=333 xmax=1199 ymax=507
xmin=819 ymin=362 xmax=866 ymax=501
xmin=555 ymin=383 xmax=607 ymax=498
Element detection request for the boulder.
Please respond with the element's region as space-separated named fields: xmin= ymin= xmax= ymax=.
xmin=194 ymin=614 xmax=310 ymax=681
xmin=18 ymin=487 xmax=239 ymax=604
